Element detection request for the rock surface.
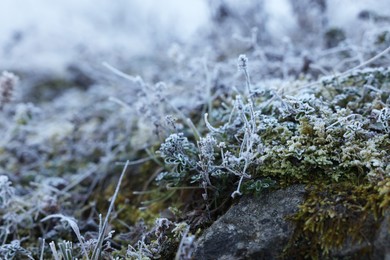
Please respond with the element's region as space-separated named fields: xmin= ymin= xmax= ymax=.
xmin=195 ymin=186 xmax=390 ymax=260
xmin=370 ymin=211 xmax=390 ymax=260
xmin=194 ymin=185 xmax=306 ymax=260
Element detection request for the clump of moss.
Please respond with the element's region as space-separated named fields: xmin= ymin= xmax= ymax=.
xmin=156 ymin=67 xmax=390 ymax=195
xmin=285 ymin=179 xmax=390 ymax=259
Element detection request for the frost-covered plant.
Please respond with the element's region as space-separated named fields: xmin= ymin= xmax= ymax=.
xmin=376 ymin=107 xmax=390 ymax=133
xmin=49 ymin=240 xmax=74 ymax=260
xmin=0 ymin=71 xmax=18 ymax=111
xmin=42 ymin=214 xmax=90 ymax=259
xmin=0 ymin=240 xmax=33 ymax=260
xmin=152 ymin=61 xmax=252 ymax=196
xmin=204 ymin=94 xmax=263 ymax=198
xmin=173 ymin=223 xmax=196 ymax=260
xmin=0 ymin=175 xmax=14 ymax=209
xmin=197 ymin=134 xmax=217 ymax=203
xmin=126 ymin=219 xmax=195 ymax=260
xmin=157 ymin=57 xmax=264 ymax=199
xmin=158 ymin=133 xmax=197 ymax=168
xmin=126 ymin=239 xmax=151 ymax=259
xmin=156 ymin=64 xmax=390 ymax=210
xmin=156 ymin=133 xmax=197 ymax=187
xmin=237 ymin=54 xmax=252 ymax=95
xmin=58 ymin=240 xmax=73 ymax=260
xmin=126 ymin=219 xmax=170 ymax=259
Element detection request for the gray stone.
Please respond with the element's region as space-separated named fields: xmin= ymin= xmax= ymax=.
xmin=194 ymin=185 xmax=390 ymax=260
xmin=194 ymin=185 xmax=306 ymax=260
xmin=371 ymin=211 xmax=390 ymax=260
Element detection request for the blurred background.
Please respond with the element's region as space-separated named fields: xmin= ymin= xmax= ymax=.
xmin=1 ymin=0 xmax=389 ymax=70
xmin=0 ymin=0 xmax=389 ymax=104
xmin=0 ymin=0 xmax=209 ymax=72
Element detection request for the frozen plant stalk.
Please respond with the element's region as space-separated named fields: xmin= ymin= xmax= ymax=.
xmin=0 ymin=71 xmax=18 ymax=110
xmin=230 ymin=96 xmax=259 ymax=198
xmin=237 ymin=54 xmax=252 ymax=96
xmin=0 ymin=175 xmax=15 ymax=209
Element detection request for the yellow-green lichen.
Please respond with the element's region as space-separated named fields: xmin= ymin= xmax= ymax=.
xmin=284 ymin=178 xmax=390 ymax=259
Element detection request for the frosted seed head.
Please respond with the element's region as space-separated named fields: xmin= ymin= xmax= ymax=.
xmin=237 ymin=54 xmax=248 ymax=71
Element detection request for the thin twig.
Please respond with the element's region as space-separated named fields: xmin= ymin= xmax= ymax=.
xmin=91 ymin=160 xmax=130 ymax=259
xmin=102 ymin=62 xmax=144 ymax=86
xmin=289 ymin=44 xmax=390 ymax=93
xmin=39 ymin=239 xmax=45 ymax=260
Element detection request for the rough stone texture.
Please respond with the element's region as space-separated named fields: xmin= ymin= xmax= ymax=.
xmin=195 ymin=185 xmax=390 ymax=260
xmin=194 ymin=185 xmax=306 ymax=260
xmin=372 ymin=211 xmax=390 ymax=260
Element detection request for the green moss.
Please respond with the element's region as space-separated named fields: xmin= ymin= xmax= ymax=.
xmin=284 ymin=178 xmax=390 ymax=259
